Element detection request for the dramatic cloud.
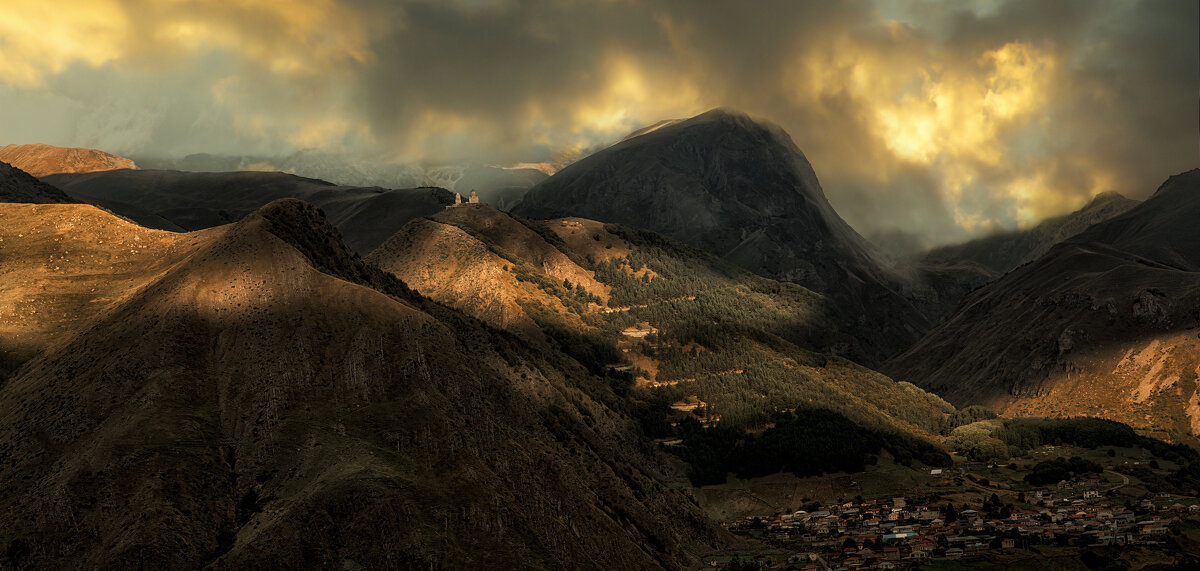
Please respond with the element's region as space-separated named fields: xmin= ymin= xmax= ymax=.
xmin=0 ymin=0 xmax=1195 ymax=246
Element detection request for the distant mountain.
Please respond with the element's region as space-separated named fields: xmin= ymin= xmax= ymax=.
xmin=512 ymin=108 xmax=928 ymax=364
xmin=42 ymin=169 xmax=451 ymax=254
xmin=889 ymin=169 xmax=1200 ymax=443
xmin=0 ymin=199 xmax=727 ymax=567
xmin=923 ymin=191 xmax=1141 ymax=276
xmin=135 ymin=151 xmax=548 ymax=209
xmin=0 ymin=161 xmax=77 ymax=204
xmin=0 ymin=143 xmax=136 ymax=177
xmin=370 ymin=203 xmax=955 ymax=447
xmin=911 ymin=191 xmax=1140 ymax=321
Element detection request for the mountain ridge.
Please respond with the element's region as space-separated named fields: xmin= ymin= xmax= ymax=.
xmin=0 ymin=143 xmax=137 ymax=177
xmin=41 ymin=169 xmax=453 ymax=254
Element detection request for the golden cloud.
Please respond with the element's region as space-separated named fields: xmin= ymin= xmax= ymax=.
xmin=0 ymin=0 xmax=130 ymax=88
xmin=0 ymin=0 xmax=376 ymax=82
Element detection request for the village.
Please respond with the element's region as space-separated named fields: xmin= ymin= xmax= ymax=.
xmin=709 ymin=468 xmax=1200 ymax=569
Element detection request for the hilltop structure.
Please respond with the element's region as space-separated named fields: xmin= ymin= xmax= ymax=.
xmin=449 ymin=190 xmax=482 ymax=208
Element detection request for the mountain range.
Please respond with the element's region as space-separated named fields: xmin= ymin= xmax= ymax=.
xmin=42 ymin=169 xmax=452 ymax=254
xmin=2 ymin=108 xmax=1197 ymax=567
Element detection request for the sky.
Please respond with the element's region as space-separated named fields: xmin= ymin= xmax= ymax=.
xmin=0 ymin=0 xmax=1196 ymax=249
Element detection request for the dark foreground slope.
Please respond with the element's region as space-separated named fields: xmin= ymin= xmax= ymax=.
xmin=890 ymin=170 xmax=1200 ymax=443
xmin=42 ymin=169 xmax=451 ymax=253
xmin=0 ymin=161 xmax=77 ymax=204
xmin=512 ymin=109 xmax=927 ymax=364
xmin=0 ymin=200 xmax=726 ymax=568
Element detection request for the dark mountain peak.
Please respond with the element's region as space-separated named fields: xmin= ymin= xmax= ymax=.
xmin=0 ymin=160 xmax=77 ymax=204
xmin=513 ymin=109 xmax=927 ymax=364
xmin=683 ymin=106 xmax=755 ymax=125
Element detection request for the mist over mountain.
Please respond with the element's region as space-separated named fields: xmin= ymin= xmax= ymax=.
xmin=924 ymin=191 xmax=1141 ymax=278
xmin=513 ymin=108 xmax=929 ymax=363
xmin=135 ymin=151 xmax=548 ymax=210
xmin=909 ymin=190 xmax=1142 ymax=322
xmin=890 ymin=169 xmax=1200 ymax=443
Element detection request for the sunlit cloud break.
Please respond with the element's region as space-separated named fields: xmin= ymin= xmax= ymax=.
xmin=0 ymin=0 xmax=1195 ymax=247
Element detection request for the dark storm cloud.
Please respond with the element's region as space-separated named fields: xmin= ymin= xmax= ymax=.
xmin=0 ymin=0 xmax=1194 ymax=245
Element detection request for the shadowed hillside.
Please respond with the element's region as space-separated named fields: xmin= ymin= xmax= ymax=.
xmin=0 ymin=161 xmax=77 ymax=204
xmin=0 ymin=199 xmax=728 ymax=568
xmin=912 ymin=191 xmax=1141 ymax=322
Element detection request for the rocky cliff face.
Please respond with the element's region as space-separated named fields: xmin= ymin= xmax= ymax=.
xmin=0 ymin=143 xmax=136 ymax=177
xmin=889 ymin=169 xmax=1200 ymax=444
xmin=513 ymin=108 xmax=928 ymax=364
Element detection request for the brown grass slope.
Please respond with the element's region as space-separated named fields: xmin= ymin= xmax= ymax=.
xmin=367 ymin=204 xmax=609 ymax=342
xmin=0 ymin=203 xmax=205 ymax=380
xmin=888 ymin=169 xmax=1200 ymax=444
xmin=0 ymin=199 xmax=727 ymax=569
xmin=0 ymin=143 xmax=137 ymax=177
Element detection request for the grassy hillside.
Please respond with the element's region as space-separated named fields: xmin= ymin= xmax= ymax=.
xmin=371 ymin=205 xmax=958 ymax=486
